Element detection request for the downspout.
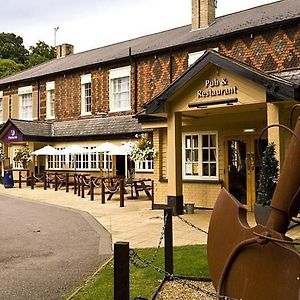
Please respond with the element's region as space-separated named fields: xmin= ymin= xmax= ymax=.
xmin=129 ymin=47 xmax=138 ymax=114
xmin=37 ymin=80 xmax=40 ymax=121
xmin=169 ymin=48 xmax=173 ymax=84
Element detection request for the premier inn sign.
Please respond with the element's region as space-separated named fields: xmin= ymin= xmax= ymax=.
xmin=197 ymin=78 xmax=238 ymax=98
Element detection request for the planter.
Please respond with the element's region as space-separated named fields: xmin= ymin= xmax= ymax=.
xmin=254 ymin=203 xmax=271 ymax=226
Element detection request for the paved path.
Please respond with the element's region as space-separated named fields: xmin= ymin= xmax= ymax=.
xmin=0 ymin=194 xmax=112 ymax=300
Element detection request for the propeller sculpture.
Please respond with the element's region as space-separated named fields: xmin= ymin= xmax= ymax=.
xmin=207 ymin=118 xmax=300 ymax=300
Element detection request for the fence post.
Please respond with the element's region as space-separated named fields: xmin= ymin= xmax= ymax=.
xmin=90 ymin=177 xmax=94 ymax=201
xmin=101 ymin=178 xmax=105 ymax=204
xmin=19 ymin=171 xmax=21 ymax=188
xmin=151 ymin=180 xmax=154 ymax=209
xmin=119 ymin=179 xmax=125 ymax=207
xmin=26 ymin=170 xmax=30 ymax=186
xmin=44 ymin=172 xmax=47 ymax=190
xmin=81 ymin=176 xmax=85 ymax=198
xmin=77 ymin=175 xmax=81 ymax=197
xmin=65 ymin=173 xmax=69 ymax=193
xmin=74 ymin=174 xmax=77 ymax=194
xmin=54 ymin=173 xmax=58 ymax=191
xmin=164 ymin=208 xmax=173 ymax=279
xmin=114 ymin=242 xmax=129 ymax=300
xmin=31 ymin=172 xmax=34 ymax=190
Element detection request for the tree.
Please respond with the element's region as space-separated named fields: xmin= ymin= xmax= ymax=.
xmin=26 ymin=41 xmax=56 ymax=68
xmin=256 ymin=142 xmax=279 ymax=206
xmin=0 ymin=32 xmax=28 ymax=64
xmin=0 ymin=59 xmax=24 ymax=78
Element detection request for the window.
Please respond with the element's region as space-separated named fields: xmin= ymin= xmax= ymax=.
xmin=46 ymin=81 xmax=55 ymax=119
xmin=0 ymin=91 xmax=3 ymax=123
xmin=100 ymin=153 xmax=112 ymax=171
xmin=18 ymin=86 xmax=33 ymax=120
xmin=109 ymin=66 xmax=131 ymax=112
xmin=135 ymin=159 xmax=153 ymax=172
xmin=48 ymin=147 xmax=65 ymax=169
xmin=81 ymin=74 xmax=92 ymax=115
xmin=183 ymin=132 xmax=218 ymax=180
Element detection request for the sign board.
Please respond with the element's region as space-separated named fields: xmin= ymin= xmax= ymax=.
xmin=2 ymin=126 xmax=24 ymax=143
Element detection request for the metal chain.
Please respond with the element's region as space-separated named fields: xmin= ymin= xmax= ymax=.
xmin=176 ymin=215 xmax=208 ymax=235
xmin=129 ymin=250 xmax=241 ymax=300
xmin=33 ymin=174 xmax=45 ymax=181
xmin=92 ymin=178 xmax=101 ymax=188
xmin=129 ymin=214 xmax=168 ymax=269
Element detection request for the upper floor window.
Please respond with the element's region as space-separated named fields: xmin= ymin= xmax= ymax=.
xmin=81 ymin=74 xmax=92 ymax=115
xmin=46 ymin=81 xmax=55 ymax=119
xmin=109 ymin=66 xmax=131 ymax=112
xmin=18 ymin=86 xmax=32 ymax=120
xmin=0 ymin=91 xmax=3 ymax=123
xmin=183 ymin=132 xmax=218 ymax=180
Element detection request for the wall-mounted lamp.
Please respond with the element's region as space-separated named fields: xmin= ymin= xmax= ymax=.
xmin=243 ymin=128 xmax=256 ymax=133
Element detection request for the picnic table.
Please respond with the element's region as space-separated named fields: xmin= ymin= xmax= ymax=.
xmin=125 ymin=178 xmax=153 ymax=200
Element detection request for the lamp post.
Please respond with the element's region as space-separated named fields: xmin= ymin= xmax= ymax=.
xmin=54 ymin=26 xmax=59 ymax=46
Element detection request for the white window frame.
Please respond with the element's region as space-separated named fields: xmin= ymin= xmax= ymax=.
xmin=135 ymin=159 xmax=154 ymax=173
xmin=0 ymin=91 xmax=3 ymax=123
xmin=46 ymin=81 xmax=55 ymax=120
xmin=81 ymin=74 xmax=92 ymax=116
xmin=188 ymin=48 xmax=219 ymax=66
xmin=182 ymin=131 xmax=218 ymax=180
xmin=18 ymin=86 xmax=33 ymax=121
xmin=109 ymin=66 xmax=131 ymax=112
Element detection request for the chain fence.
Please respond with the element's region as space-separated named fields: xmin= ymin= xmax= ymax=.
xmin=176 ymin=215 xmax=208 ymax=235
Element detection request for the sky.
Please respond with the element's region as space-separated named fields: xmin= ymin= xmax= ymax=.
xmin=1 ymin=0 xmax=278 ymax=53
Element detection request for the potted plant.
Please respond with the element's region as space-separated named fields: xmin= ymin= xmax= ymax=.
xmin=13 ymin=145 xmax=32 ymax=169
xmin=128 ymin=133 xmax=156 ymax=162
xmin=254 ymin=142 xmax=279 ymax=225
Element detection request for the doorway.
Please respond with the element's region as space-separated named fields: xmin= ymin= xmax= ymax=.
xmin=115 ymin=155 xmax=125 ymax=176
xmin=225 ymin=136 xmax=267 ymax=211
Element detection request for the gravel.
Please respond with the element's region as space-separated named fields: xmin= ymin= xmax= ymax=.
xmin=155 ymin=280 xmax=216 ymax=300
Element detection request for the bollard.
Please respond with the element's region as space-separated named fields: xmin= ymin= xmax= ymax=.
xmin=19 ymin=171 xmax=22 ymax=189
xmin=120 ymin=178 xmax=124 ymax=207
xmin=44 ymin=172 xmax=47 ymax=190
xmin=101 ymin=178 xmax=105 ymax=204
xmin=66 ymin=173 xmax=69 ymax=193
xmin=114 ymin=242 xmax=129 ymax=300
xmin=77 ymin=175 xmax=81 ymax=197
xmin=31 ymin=172 xmax=34 ymax=190
xmin=151 ymin=180 xmax=154 ymax=209
xmin=164 ymin=208 xmax=173 ymax=279
xmin=26 ymin=170 xmax=30 ymax=186
xmin=90 ymin=177 xmax=94 ymax=201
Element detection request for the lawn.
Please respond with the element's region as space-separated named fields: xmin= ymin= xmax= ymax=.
xmin=66 ymin=244 xmax=209 ymax=300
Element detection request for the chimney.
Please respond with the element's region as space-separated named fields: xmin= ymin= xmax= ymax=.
xmin=56 ymin=43 xmax=74 ymax=58
xmin=192 ymin=0 xmax=216 ymax=31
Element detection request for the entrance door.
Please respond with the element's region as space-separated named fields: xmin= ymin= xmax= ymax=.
xmin=225 ymin=136 xmax=267 ymax=211
xmin=116 ymin=155 xmax=125 ymax=176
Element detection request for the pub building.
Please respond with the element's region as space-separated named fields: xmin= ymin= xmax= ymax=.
xmin=0 ymin=0 xmax=299 ymax=213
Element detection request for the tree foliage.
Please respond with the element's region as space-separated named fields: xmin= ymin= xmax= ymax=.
xmin=256 ymin=142 xmax=279 ymax=206
xmin=27 ymin=41 xmax=56 ymax=68
xmin=0 ymin=33 xmax=55 ymax=78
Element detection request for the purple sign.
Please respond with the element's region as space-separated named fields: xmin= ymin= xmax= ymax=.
xmin=2 ymin=126 xmax=24 ymax=143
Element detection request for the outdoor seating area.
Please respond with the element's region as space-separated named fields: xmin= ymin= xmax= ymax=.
xmin=17 ymin=170 xmax=154 ymax=206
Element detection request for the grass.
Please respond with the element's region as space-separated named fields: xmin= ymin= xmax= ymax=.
xmin=66 ymin=244 xmax=209 ymax=300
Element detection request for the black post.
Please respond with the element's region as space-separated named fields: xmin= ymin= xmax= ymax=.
xmin=90 ymin=177 xmax=94 ymax=201
xmin=120 ymin=178 xmax=124 ymax=207
xmin=19 ymin=171 xmax=22 ymax=189
xmin=164 ymin=208 xmax=173 ymax=279
xmin=114 ymin=242 xmax=129 ymax=300
xmin=31 ymin=172 xmax=34 ymax=190
xmin=74 ymin=174 xmax=77 ymax=195
xmin=81 ymin=176 xmax=85 ymax=198
xmin=44 ymin=171 xmax=47 ymax=190
xmin=54 ymin=173 xmax=58 ymax=191
xmin=101 ymin=178 xmax=105 ymax=204
xmin=66 ymin=173 xmax=69 ymax=193
xmin=151 ymin=180 xmax=154 ymax=209
xmin=77 ymin=175 xmax=81 ymax=197
xmin=26 ymin=170 xmax=30 ymax=186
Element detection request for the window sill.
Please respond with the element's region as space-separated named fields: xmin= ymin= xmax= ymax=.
xmin=80 ymin=112 xmax=92 ymax=117
xmin=46 ymin=116 xmax=55 ymax=120
xmin=109 ymin=108 xmax=131 ymax=113
xmin=135 ymin=170 xmax=154 ymax=173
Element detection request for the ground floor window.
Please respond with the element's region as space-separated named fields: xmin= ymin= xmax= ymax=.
xmin=135 ymin=159 xmax=153 ymax=172
xmin=48 ymin=147 xmax=112 ymax=171
xmin=183 ymin=132 xmax=218 ymax=180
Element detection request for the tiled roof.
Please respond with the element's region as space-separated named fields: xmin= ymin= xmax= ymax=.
xmin=0 ymin=0 xmax=299 ymax=86
xmin=6 ymin=115 xmax=146 ymax=139
xmin=272 ymin=69 xmax=300 ymax=85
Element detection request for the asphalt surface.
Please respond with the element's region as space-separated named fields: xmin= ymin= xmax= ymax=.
xmin=0 ymin=194 xmax=112 ymax=300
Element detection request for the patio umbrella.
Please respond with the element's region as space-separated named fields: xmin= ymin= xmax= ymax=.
xmin=94 ymin=142 xmax=121 ymax=153
xmin=109 ymin=142 xmax=133 ymax=155
xmin=31 ymin=145 xmax=61 ymax=155
xmin=59 ymin=145 xmax=88 ymax=154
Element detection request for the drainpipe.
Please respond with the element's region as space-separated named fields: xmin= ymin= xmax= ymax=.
xmin=129 ymin=47 xmax=138 ymax=114
xmin=37 ymin=80 xmax=40 ymax=121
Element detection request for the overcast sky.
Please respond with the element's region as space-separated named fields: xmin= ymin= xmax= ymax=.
xmin=1 ymin=0 xmax=278 ymax=53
